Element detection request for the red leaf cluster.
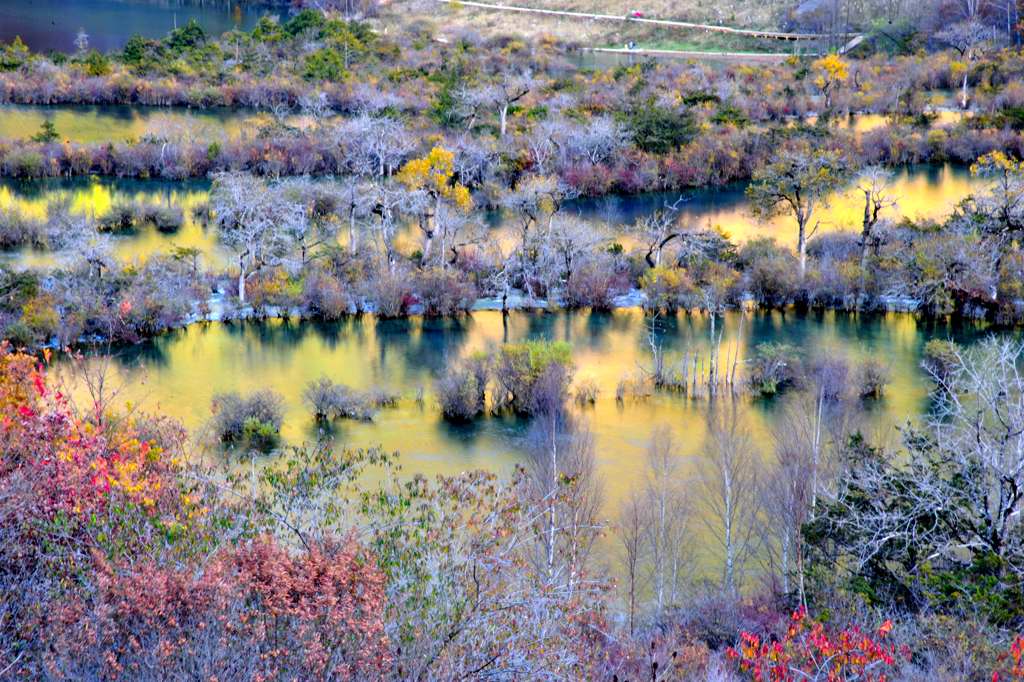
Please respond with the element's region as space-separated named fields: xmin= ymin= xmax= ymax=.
xmin=726 ymin=608 xmax=907 ymax=682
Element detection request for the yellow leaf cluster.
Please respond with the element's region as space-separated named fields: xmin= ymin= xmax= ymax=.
xmin=397 ymin=146 xmax=473 ymax=212
xmin=813 ymin=54 xmax=849 ymax=85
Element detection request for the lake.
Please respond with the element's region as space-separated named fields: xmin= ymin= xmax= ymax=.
xmin=59 ymin=308 xmax=1007 ymax=560
xmin=0 ymin=0 xmax=286 ymax=53
xmin=0 ymin=163 xmax=987 ymax=269
xmin=0 ymin=103 xmax=287 ymax=144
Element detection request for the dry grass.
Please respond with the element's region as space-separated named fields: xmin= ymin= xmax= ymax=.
xmin=386 ymin=0 xmax=797 ymax=54
xmin=472 ymin=0 xmax=788 ymax=28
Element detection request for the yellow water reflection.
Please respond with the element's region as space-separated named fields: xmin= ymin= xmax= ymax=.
xmin=0 ymin=178 xmax=225 ymax=268
xmin=645 ymin=164 xmax=981 ymax=246
xmin=0 ymin=104 xmax=281 ymax=143
xmin=60 ymin=309 xmax=988 ymax=518
xmin=0 ymin=164 xmax=988 ymax=269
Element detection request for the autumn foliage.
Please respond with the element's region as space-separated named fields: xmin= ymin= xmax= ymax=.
xmin=0 ymin=347 xmax=388 ymax=680
xmin=6 ymin=344 xmax=1024 ymax=679
xmin=727 ymin=608 xmax=906 ymax=682
xmin=50 ymin=536 xmax=389 ymax=680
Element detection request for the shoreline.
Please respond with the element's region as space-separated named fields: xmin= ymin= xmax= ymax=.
xmin=41 ymin=287 xmax=988 ymax=353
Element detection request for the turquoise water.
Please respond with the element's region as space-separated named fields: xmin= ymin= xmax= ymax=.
xmin=0 ymin=0 xmax=285 ymax=53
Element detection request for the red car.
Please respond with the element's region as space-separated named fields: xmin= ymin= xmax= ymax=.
xmin=629 ymin=10 xmax=644 ymax=18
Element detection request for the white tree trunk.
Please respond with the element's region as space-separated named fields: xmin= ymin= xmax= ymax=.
xmin=238 ymin=267 xmax=247 ymax=304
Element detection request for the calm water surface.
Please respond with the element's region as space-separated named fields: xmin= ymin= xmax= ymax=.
xmin=0 ymin=0 xmax=285 ymax=53
xmin=0 ymin=104 xmax=286 ymax=143
xmin=0 ymin=177 xmax=220 ymax=267
xmin=61 ymin=309 xmax=1006 ymax=518
xmin=0 ymin=164 xmax=987 ymax=269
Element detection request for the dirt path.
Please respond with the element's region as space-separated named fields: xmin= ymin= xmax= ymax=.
xmin=582 ymin=46 xmax=810 ymax=62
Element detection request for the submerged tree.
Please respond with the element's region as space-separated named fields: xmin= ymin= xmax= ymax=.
xmin=938 ymin=20 xmax=996 ymax=109
xmin=700 ymin=407 xmax=761 ymax=596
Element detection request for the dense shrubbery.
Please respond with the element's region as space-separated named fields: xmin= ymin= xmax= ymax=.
xmin=4 ymin=335 xmax=1024 ymax=679
xmin=746 ymin=343 xmax=799 ymax=396
xmin=493 ymin=340 xmax=573 ymax=415
xmin=4 ymin=141 xmax=1024 ymax=352
xmin=3 ymin=186 xmax=1024 ymax=675
xmin=436 ymin=354 xmax=489 ymax=421
xmin=211 ymin=389 xmax=285 ymax=450
xmin=0 ymin=349 xmax=393 ymax=679
xmin=303 ymin=376 xmax=395 ymax=422
xmin=7 ymin=7 xmax=1024 ymax=679
xmin=3 ymin=19 xmax=1024 ymax=200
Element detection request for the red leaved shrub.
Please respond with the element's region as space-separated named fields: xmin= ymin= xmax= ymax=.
xmin=48 ymin=536 xmax=389 ymax=681
xmin=727 ymin=608 xmax=907 ymax=682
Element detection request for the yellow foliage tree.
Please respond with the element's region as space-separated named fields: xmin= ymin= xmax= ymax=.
xmin=397 ymin=146 xmax=473 ymax=264
xmin=971 ymin=151 xmax=1024 ymax=245
xmin=812 ymin=54 xmax=849 ymax=111
xmin=397 ymin=146 xmax=473 ymax=211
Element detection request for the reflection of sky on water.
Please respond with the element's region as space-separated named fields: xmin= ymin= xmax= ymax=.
xmin=59 ymin=308 xmax=1007 ymax=517
xmin=0 ymin=0 xmax=284 ymax=53
xmin=0 ymin=163 xmax=988 ymax=269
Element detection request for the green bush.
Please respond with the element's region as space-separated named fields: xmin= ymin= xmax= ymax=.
xmin=211 ymin=390 xmax=284 ymax=451
xmin=165 ymin=19 xmax=206 ymax=53
xmin=82 ymin=50 xmax=111 ymax=76
xmin=436 ymin=355 xmax=489 ymax=421
xmin=0 ymin=36 xmax=30 ymax=71
xmin=30 ymin=120 xmax=60 ymax=144
xmin=621 ymin=99 xmax=696 ymax=154
xmin=746 ymin=342 xmax=798 ymax=396
xmin=3 ymin=321 xmax=36 ymax=348
xmin=4 ymin=150 xmax=45 ymax=178
xmin=97 ymin=203 xmax=138 ymax=233
xmin=284 ymin=9 xmax=325 ymax=37
xmin=493 ymin=340 xmax=573 ymax=415
xmin=304 ymin=48 xmax=347 ymax=82
xmin=241 ymin=417 xmax=281 ymax=451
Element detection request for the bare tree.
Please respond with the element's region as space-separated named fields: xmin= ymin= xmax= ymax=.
xmin=534 ymin=216 xmax=606 ymax=295
xmin=525 ymin=120 xmax=561 ymax=175
xmin=501 ymin=176 xmax=579 ymax=298
xmin=432 ymin=202 xmax=484 ymax=270
xmin=74 ymin=28 xmax=89 ymax=54
xmin=367 ymin=182 xmax=404 ymax=270
xmin=568 ymin=116 xmax=628 ymax=165
xmin=812 ymin=338 xmax=1024 ymax=613
xmin=640 ymin=426 xmax=693 ymax=619
xmin=335 ymin=177 xmax=374 ymax=255
xmin=524 ymin=412 xmax=604 ymax=598
xmin=854 ymin=166 xmax=897 ymax=299
xmin=298 ymin=90 xmax=335 ymax=128
xmin=492 ymin=72 xmax=535 ymax=139
xmin=631 ymin=200 xmax=684 ymax=269
xmin=937 ymin=20 xmax=997 ymax=108
xmin=700 ymin=407 xmax=761 ymax=595
xmin=335 ymin=114 xmax=414 ymax=179
xmin=277 ymin=178 xmax=343 ymax=265
xmin=757 ymin=394 xmax=846 ymax=605
xmin=618 ymin=492 xmax=647 ymax=636
xmin=211 ymin=172 xmax=304 ymax=303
